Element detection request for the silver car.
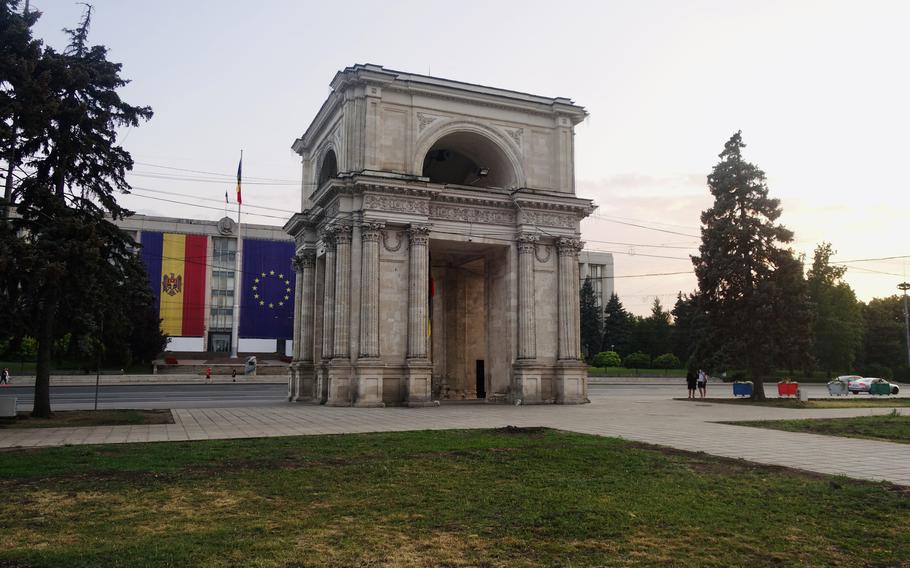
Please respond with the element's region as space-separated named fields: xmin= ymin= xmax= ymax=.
xmin=847 ymin=377 xmax=901 ymax=395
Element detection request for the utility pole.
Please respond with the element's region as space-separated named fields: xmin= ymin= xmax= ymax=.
xmin=899 ymin=282 xmax=910 ymax=368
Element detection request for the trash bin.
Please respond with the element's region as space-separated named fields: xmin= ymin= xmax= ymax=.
xmin=869 ymin=382 xmax=891 ymax=396
xmin=733 ymin=382 xmax=753 ymax=397
xmin=244 ymin=356 xmax=257 ymax=377
xmin=777 ymin=382 xmax=798 ymax=397
xmin=827 ymin=380 xmax=848 ymax=396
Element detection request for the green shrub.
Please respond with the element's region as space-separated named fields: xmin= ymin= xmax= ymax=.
xmin=623 ymin=352 xmax=651 ymax=369
xmin=592 ymin=351 xmax=621 ymax=367
xmin=652 ymin=353 xmax=682 ymax=369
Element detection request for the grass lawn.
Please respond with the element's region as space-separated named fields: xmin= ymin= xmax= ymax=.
xmin=0 ymin=429 xmax=908 ymax=567
xmin=0 ymin=409 xmax=173 ymax=429
xmin=682 ymin=397 xmax=910 ymax=409
xmin=730 ymin=413 xmax=910 ymax=444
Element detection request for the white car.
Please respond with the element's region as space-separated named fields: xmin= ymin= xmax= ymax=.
xmin=847 ymin=376 xmax=900 ymax=395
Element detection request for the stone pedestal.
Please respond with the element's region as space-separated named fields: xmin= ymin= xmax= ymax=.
xmin=405 ymin=360 xmax=434 ymax=407
xmin=554 ymin=360 xmax=588 ymax=404
xmin=315 ymin=364 xmax=330 ymax=404
xmin=354 ymin=360 xmax=385 ymax=407
xmin=326 ymin=360 xmax=354 ymax=406
xmin=511 ymin=361 xmax=546 ymax=404
xmin=296 ymin=362 xmax=316 ymax=403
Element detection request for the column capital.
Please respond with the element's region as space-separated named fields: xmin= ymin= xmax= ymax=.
xmin=292 ymin=250 xmax=317 ymax=272
xmin=516 ymin=232 xmax=539 ymax=254
xmin=407 ymin=224 xmax=432 ymax=246
xmin=320 ymin=225 xmax=337 ymax=251
xmin=556 ymin=237 xmax=583 ymax=257
xmin=361 ymin=221 xmax=385 ymax=243
xmin=334 ymin=223 xmax=353 ymax=245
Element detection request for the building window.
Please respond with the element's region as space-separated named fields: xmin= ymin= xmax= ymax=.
xmin=210 ymin=237 xmax=237 ymax=331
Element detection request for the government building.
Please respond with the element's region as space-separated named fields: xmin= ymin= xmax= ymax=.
xmin=284 ymin=64 xmax=603 ymax=406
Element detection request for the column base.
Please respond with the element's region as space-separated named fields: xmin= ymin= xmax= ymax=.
xmin=315 ymin=364 xmax=330 ymax=405
xmin=354 ymin=359 xmax=385 ymax=407
xmin=295 ymin=362 xmax=316 ymax=403
xmin=511 ymin=360 xmax=546 ymax=404
xmin=405 ymin=359 xmax=434 ymax=407
xmin=326 ymin=360 xmax=354 ymax=406
xmin=555 ymin=360 xmax=589 ymax=404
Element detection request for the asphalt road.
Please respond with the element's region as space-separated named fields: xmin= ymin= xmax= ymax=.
xmin=2 ymin=382 xmax=902 ymax=411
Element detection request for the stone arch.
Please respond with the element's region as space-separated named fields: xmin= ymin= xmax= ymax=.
xmin=413 ymin=120 xmax=526 ymax=189
xmin=316 ymin=146 xmax=338 ymax=188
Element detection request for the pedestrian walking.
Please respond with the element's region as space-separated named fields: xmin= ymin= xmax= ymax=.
xmin=697 ymin=368 xmax=707 ymax=399
xmin=0 ymin=367 xmax=9 ymax=386
xmin=205 ymin=367 xmax=212 ymax=383
xmin=685 ymin=365 xmax=697 ymax=399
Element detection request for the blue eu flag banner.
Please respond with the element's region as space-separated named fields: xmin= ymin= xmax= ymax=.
xmin=239 ymin=239 xmax=295 ymax=339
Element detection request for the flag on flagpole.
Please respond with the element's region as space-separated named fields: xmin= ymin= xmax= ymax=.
xmin=225 ymin=189 xmax=229 ymax=204
xmin=236 ymin=154 xmax=243 ymax=205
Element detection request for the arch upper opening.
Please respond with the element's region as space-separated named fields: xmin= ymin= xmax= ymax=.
xmin=421 ymin=131 xmax=516 ymax=189
xmin=318 ymin=149 xmax=338 ymax=187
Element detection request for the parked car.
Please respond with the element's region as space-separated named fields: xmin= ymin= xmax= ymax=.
xmin=847 ymin=376 xmax=900 ymax=395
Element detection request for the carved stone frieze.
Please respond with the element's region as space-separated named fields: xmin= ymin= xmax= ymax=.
xmin=505 ymin=127 xmax=523 ymax=148
xmin=520 ymin=210 xmax=576 ymax=229
xmin=429 ymin=204 xmax=515 ymax=226
xmin=364 ymin=193 xmax=430 ymax=216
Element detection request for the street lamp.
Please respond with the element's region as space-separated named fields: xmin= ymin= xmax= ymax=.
xmin=899 ymin=282 xmax=910 ymax=368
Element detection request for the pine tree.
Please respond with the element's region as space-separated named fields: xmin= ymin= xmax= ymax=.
xmin=692 ymin=132 xmax=812 ymax=400
xmin=7 ymin=6 xmax=153 ymax=417
xmin=601 ymin=293 xmax=631 ymax=355
xmin=580 ymin=277 xmax=603 ymax=362
xmin=806 ymin=243 xmax=864 ymax=376
xmin=671 ymin=291 xmax=707 ymax=363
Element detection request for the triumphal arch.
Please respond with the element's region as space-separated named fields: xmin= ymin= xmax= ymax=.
xmin=284 ymin=64 xmax=594 ymax=406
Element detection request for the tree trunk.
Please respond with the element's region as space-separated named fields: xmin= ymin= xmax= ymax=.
xmin=31 ymin=285 xmax=59 ymax=418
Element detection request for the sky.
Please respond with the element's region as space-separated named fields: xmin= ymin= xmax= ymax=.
xmin=29 ymin=0 xmax=910 ymax=315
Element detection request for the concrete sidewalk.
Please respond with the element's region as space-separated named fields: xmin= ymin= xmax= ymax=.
xmin=1 ymin=396 xmax=908 ymax=487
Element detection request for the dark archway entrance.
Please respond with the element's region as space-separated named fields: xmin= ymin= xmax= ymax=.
xmin=421 ymin=131 xmax=517 ymax=189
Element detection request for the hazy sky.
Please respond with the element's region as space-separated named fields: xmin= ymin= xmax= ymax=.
xmin=30 ymin=0 xmax=909 ymax=315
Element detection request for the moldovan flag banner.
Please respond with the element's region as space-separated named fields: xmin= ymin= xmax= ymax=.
xmin=239 ymin=239 xmax=295 ymax=340
xmin=140 ymin=232 xmax=208 ymax=337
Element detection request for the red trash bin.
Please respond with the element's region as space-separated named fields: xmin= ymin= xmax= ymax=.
xmin=777 ymin=382 xmax=798 ymax=397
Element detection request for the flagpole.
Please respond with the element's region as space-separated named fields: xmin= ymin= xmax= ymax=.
xmin=230 ymin=150 xmax=243 ymax=360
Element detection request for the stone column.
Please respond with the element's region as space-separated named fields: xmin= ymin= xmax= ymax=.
xmin=355 ymin=221 xmax=385 ymax=407
xmin=316 ymin=227 xmax=336 ymax=404
xmin=359 ymin=222 xmax=383 ymax=358
xmin=407 ymin=225 xmax=431 ymax=359
xmin=557 ymin=237 xmax=583 ymax=360
xmin=516 ymin=233 xmax=538 ymax=360
xmin=295 ymin=250 xmax=317 ymax=402
xmin=288 ymin=254 xmax=304 ymax=402
xmin=555 ymin=236 xmax=587 ymax=404
xmin=405 ymin=224 xmax=433 ymax=406
xmin=332 ymin=223 xmax=353 ymax=359
xmin=327 ymin=223 xmax=354 ymax=406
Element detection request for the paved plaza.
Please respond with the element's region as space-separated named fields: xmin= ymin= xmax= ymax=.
xmin=1 ymin=394 xmax=908 ymax=487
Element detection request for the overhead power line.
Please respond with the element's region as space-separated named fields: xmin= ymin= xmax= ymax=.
xmin=133 ymin=161 xmax=299 ymax=183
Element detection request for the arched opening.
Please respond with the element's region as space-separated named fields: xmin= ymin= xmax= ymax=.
xmin=421 ymin=131 xmax=516 ymax=189
xmin=317 ymin=149 xmax=338 ymax=187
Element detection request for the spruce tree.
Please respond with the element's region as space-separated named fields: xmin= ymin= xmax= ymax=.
xmin=601 ymin=293 xmax=631 ymax=355
xmin=692 ymin=132 xmax=812 ymax=400
xmin=8 ymin=6 xmax=153 ymax=417
xmin=806 ymin=243 xmax=863 ymax=376
xmin=580 ymin=277 xmax=603 ymax=362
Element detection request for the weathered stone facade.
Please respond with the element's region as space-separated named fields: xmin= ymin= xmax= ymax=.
xmin=285 ymin=64 xmax=594 ymax=406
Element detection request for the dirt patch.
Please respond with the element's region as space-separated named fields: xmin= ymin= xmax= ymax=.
xmin=494 ymin=425 xmax=548 ymax=436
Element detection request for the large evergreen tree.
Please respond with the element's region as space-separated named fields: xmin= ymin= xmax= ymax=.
xmin=601 ymin=293 xmax=632 ymax=355
xmin=806 ymin=243 xmax=864 ymax=376
xmin=692 ymin=131 xmax=812 ymax=400
xmin=3 ymin=5 xmax=154 ymax=417
xmin=671 ymin=291 xmax=708 ymax=363
xmin=580 ymin=277 xmax=603 ymax=362
xmin=636 ymin=298 xmax=673 ymax=359
xmin=858 ymin=296 xmax=907 ymax=381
